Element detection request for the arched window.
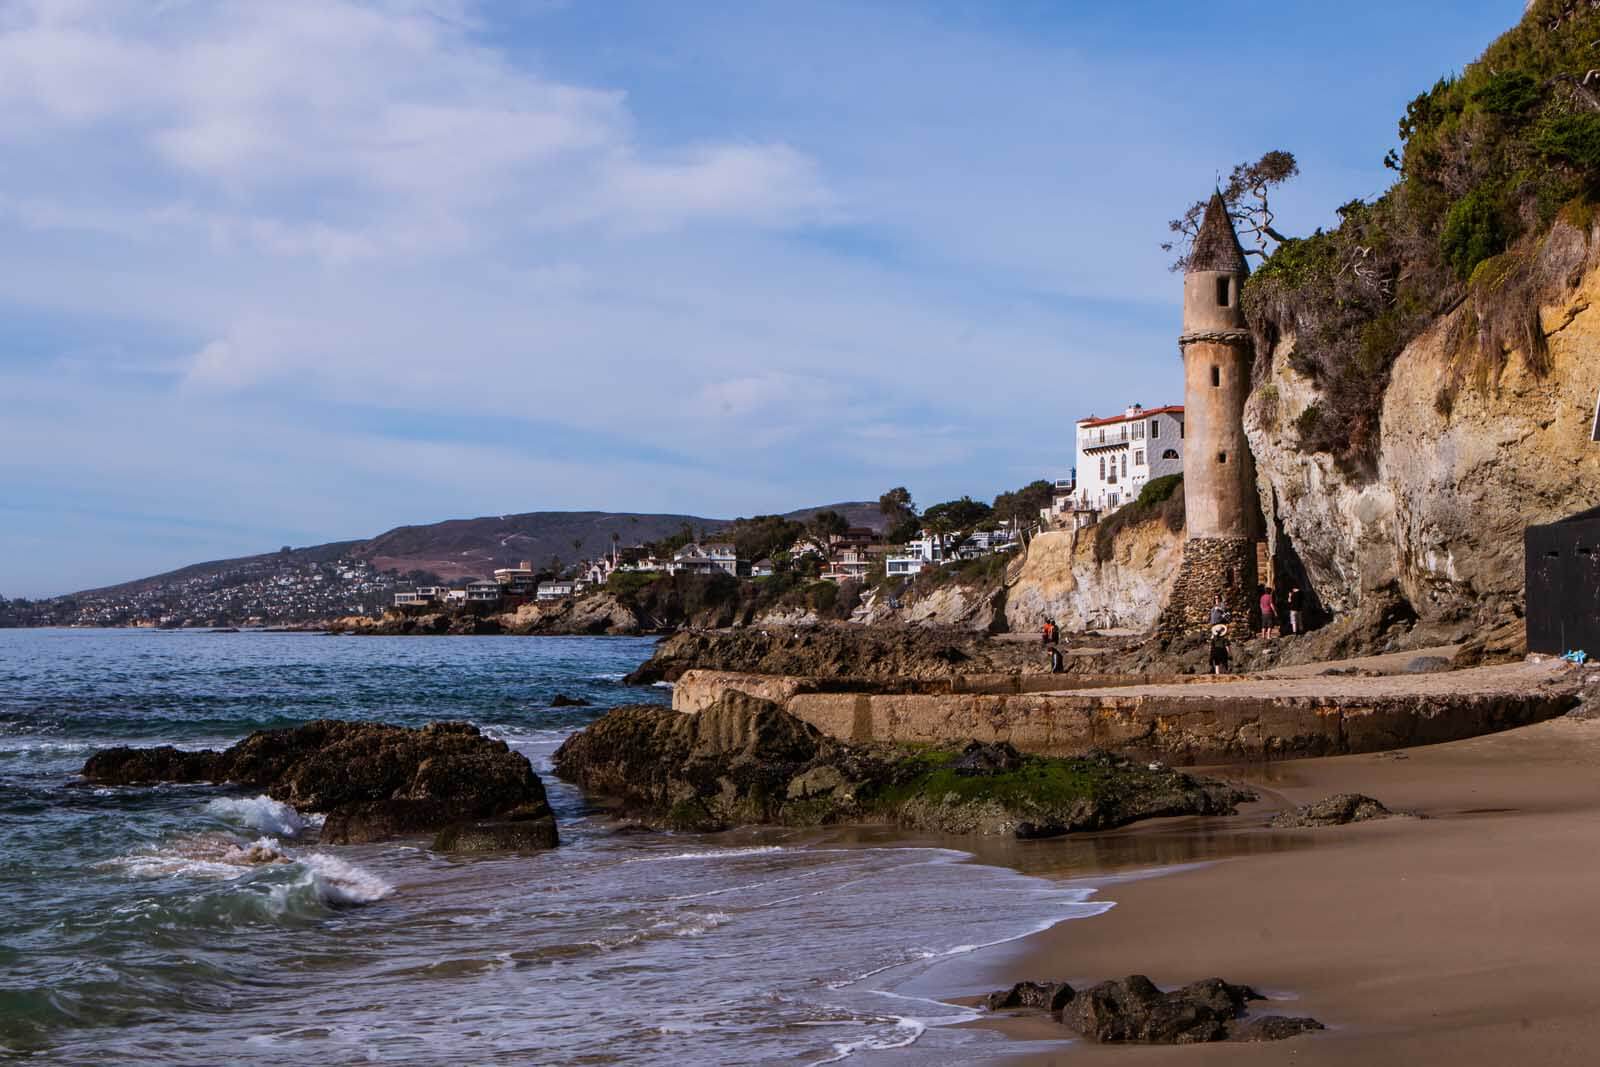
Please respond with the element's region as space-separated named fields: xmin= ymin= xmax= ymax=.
xmin=1161 ymin=448 xmax=1179 ymax=460
xmin=1098 ymin=456 xmax=1105 ymax=479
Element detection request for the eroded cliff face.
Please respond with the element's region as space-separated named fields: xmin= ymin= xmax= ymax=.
xmin=1004 ymin=523 xmax=1183 ymax=634
xmin=1246 ymin=229 xmax=1600 ymax=628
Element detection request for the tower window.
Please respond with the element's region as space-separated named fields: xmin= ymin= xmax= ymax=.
xmin=1218 ymin=451 xmax=1228 ymax=464
xmin=1216 ymin=277 xmax=1230 ymax=306
xmin=1211 ymin=365 xmax=1220 ymax=388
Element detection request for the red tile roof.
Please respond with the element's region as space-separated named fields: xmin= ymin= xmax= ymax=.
xmin=1077 ymin=405 xmax=1184 ymax=427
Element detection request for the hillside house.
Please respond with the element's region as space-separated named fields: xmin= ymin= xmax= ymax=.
xmin=536 ymin=580 xmax=576 ymax=601
xmin=672 ymin=543 xmax=739 ymax=577
xmin=886 ymin=532 xmax=949 ymax=578
xmin=1073 ymin=403 xmax=1184 ymax=514
xmin=493 ymin=562 xmax=538 ymax=596
xmin=465 ymin=580 xmax=502 ymax=603
xmin=751 ymin=559 xmax=776 ymax=577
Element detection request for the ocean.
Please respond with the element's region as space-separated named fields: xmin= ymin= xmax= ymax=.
xmin=0 ymin=629 xmax=1112 ymax=1065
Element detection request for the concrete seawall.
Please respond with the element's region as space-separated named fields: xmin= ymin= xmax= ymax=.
xmin=672 ymin=663 xmax=1581 ymax=765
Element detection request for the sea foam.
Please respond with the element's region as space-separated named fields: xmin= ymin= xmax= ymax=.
xmin=206 ymin=795 xmax=310 ymax=837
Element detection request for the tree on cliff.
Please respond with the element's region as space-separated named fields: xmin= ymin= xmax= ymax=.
xmin=878 ymin=487 xmax=921 ymax=544
xmin=1164 ymin=151 xmax=1300 ymax=270
xmin=992 ymin=480 xmax=1055 ymax=529
xmin=921 ymin=496 xmax=992 ymax=536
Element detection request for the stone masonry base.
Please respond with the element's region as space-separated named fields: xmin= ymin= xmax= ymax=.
xmin=1161 ymin=536 xmax=1259 ymax=637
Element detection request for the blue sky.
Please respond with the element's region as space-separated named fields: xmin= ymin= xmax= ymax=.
xmin=0 ymin=0 xmax=1521 ymax=597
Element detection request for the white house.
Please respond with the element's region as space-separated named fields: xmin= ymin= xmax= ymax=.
xmin=465 ymin=580 xmax=503 ymax=603
xmin=536 ymin=580 xmax=576 ymax=601
xmin=493 ymin=563 xmax=538 ymax=596
xmin=751 ymin=559 xmax=776 ymax=577
xmin=886 ymin=532 xmax=949 ymax=578
xmin=1073 ymin=403 xmax=1185 ymax=514
xmin=672 ymin=543 xmax=739 ymax=577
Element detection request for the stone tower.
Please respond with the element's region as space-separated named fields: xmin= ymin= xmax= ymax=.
xmin=1163 ymin=193 xmax=1260 ymax=636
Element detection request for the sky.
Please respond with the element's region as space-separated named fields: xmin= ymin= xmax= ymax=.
xmin=0 ymin=0 xmax=1524 ymax=597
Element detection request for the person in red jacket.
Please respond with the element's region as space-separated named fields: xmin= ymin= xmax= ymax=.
xmin=1259 ymin=586 xmax=1279 ymax=639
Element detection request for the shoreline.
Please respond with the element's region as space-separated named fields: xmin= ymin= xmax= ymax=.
xmin=939 ymin=714 xmax=1600 ymax=1065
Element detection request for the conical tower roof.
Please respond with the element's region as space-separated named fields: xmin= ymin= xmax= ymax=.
xmin=1188 ymin=192 xmax=1249 ymax=276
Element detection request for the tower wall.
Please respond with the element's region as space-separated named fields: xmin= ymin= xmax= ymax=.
xmin=1180 ymin=337 xmax=1258 ymax=540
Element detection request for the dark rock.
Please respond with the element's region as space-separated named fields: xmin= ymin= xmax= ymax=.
xmin=549 ymin=694 xmax=591 ymax=708
xmin=1062 ymin=976 xmax=1263 ymax=1044
xmin=1403 ymin=655 xmax=1453 ymax=674
xmin=951 ymin=740 xmax=1024 ymax=776
xmin=431 ymin=816 xmax=559 ymax=852
xmin=83 ymin=720 xmax=556 ymax=848
xmin=554 ymin=695 xmax=1251 ymax=836
xmin=1230 ymin=1015 xmax=1327 ymax=1041
xmin=81 ymin=745 xmax=221 ymax=785
xmin=1271 ymin=793 xmax=1395 ymax=828
xmin=985 ymin=981 xmax=1075 ymax=1014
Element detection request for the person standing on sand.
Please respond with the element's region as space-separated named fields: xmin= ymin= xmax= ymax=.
xmin=1209 ymin=624 xmax=1231 ymax=674
xmin=1287 ymin=586 xmax=1304 ymax=635
xmin=1208 ymin=594 xmax=1227 ymax=627
xmin=1259 ymin=586 xmax=1279 ymax=639
xmin=1048 ymin=644 xmax=1063 ymax=673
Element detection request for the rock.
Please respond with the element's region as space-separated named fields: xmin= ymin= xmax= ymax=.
xmin=950 ymin=740 xmax=1025 ymax=776
xmin=431 ymin=816 xmax=559 ymax=852
xmin=81 ymin=745 xmax=221 ymax=785
xmin=554 ymin=695 xmax=1251 ymax=836
xmin=83 ymin=721 xmax=557 ymax=848
xmin=1230 ymin=1015 xmax=1327 ymax=1041
xmin=1062 ymin=976 xmax=1262 ymax=1044
xmin=1271 ymin=793 xmax=1395 ymax=828
xmin=986 ymin=981 xmax=1075 ymax=1014
xmin=786 ymin=764 xmax=847 ymax=800
xmin=549 ymin=694 xmax=591 ymax=707
xmin=1404 ymin=655 xmax=1453 ymax=674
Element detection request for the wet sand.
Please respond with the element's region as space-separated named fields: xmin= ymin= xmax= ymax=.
xmin=969 ymin=713 xmax=1600 ymax=1065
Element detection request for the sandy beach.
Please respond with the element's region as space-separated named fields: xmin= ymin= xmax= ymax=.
xmin=971 ymin=708 xmax=1600 ymax=1065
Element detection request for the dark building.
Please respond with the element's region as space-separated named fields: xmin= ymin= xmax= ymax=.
xmin=1525 ymin=505 xmax=1600 ymax=655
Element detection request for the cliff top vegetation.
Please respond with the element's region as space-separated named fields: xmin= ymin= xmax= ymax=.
xmin=1223 ymin=0 xmax=1600 ymax=473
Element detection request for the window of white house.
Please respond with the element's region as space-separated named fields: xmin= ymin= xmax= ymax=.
xmin=1098 ymin=456 xmax=1105 ymax=478
xmin=1135 ymin=450 xmax=1145 ymax=465
xmin=1121 ymin=454 xmax=1128 ymax=477
xmin=1150 ymin=420 xmax=1160 ymax=439
xmin=1162 ymin=448 xmax=1179 ymax=460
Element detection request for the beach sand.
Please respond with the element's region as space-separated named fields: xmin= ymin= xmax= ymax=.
xmin=973 ymin=712 xmax=1600 ymax=1065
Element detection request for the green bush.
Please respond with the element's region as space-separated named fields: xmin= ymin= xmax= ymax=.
xmin=1534 ymin=112 xmax=1600 ymax=170
xmin=1472 ymin=70 xmax=1540 ymax=115
xmin=1440 ymin=185 xmax=1506 ymax=279
xmin=1134 ymin=473 xmax=1182 ymax=509
xmin=1094 ymin=476 xmax=1184 ymax=563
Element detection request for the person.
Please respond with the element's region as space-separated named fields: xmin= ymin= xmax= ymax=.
xmin=1208 ymin=624 xmax=1231 ymax=674
xmin=1041 ymin=620 xmax=1052 ymax=647
xmin=1208 ymin=594 xmax=1227 ymax=627
xmin=1259 ymin=585 xmax=1279 ymax=639
xmin=1048 ymin=644 xmax=1063 ymax=673
xmin=1287 ymin=586 xmax=1303 ymax=635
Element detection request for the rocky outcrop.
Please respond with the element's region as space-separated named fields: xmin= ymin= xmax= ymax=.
xmin=1006 ymin=524 xmax=1184 ymax=635
xmin=625 ymin=625 xmax=1048 ymax=685
xmin=1270 ymin=793 xmax=1398 ymax=828
xmin=82 ymin=721 xmax=557 ymax=850
xmin=551 ymin=693 xmax=1251 ymax=835
xmin=989 ymin=974 xmax=1324 ymax=1045
xmin=499 ymin=593 xmax=643 ymax=635
xmin=1245 ymin=234 xmax=1600 ymax=647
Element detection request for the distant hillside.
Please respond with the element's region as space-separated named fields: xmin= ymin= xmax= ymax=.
xmin=76 ymin=502 xmax=886 ymax=594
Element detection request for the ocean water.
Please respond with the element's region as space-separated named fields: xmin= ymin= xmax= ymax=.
xmin=0 ymin=629 xmax=1110 ymax=1065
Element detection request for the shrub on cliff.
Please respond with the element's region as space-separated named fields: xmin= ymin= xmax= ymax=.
xmin=1240 ymin=0 xmax=1600 ymax=472
xmin=1093 ymin=475 xmax=1183 ymax=563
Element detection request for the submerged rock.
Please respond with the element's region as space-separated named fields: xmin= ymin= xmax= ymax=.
xmin=549 ymin=694 xmax=591 ymax=708
xmin=83 ymin=721 xmax=558 ymax=849
xmin=989 ymin=974 xmax=1325 ymax=1044
xmin=1270 ymin=793 xmax=1396 ymax=828
xmin=552 ymin=694 xmax=1251 ymax=836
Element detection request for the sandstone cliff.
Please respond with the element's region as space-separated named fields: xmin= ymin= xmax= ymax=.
xmin=1246 ymin=221 xmax=1600 ymax=640
xmin=1004 ymin=523 xmax=1184 ymax=634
